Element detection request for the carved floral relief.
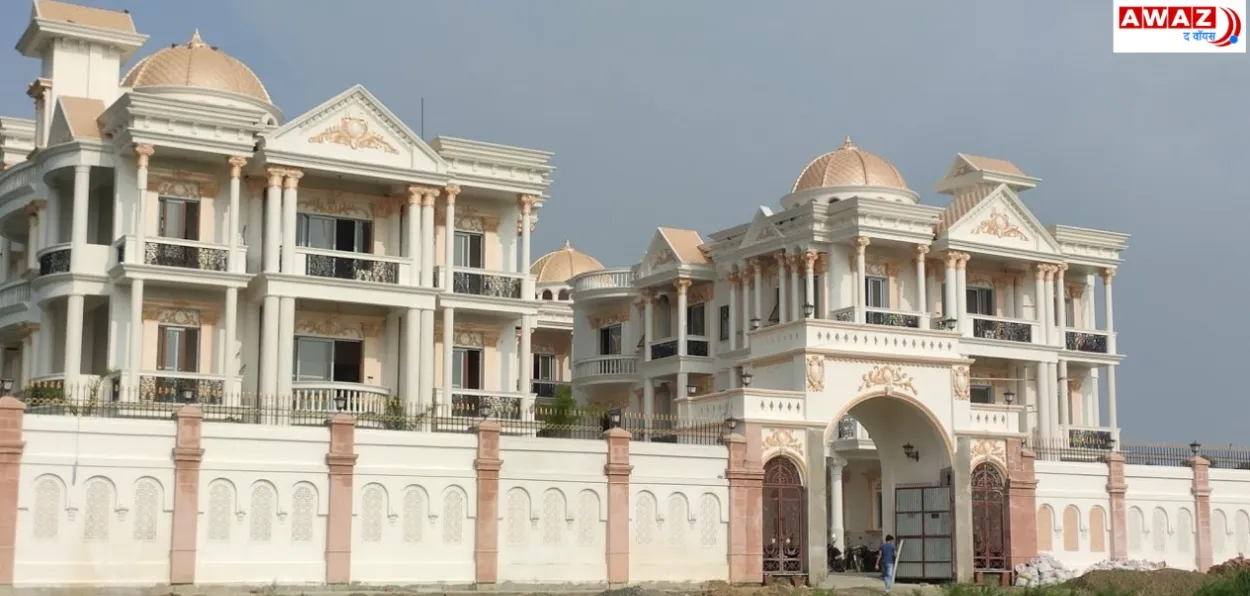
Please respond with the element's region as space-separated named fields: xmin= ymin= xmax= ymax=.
xmin=971 ymin=439 xmax=1007 ymax=467
xmin=858 ymin=365 xmax=917 ymax=395
xmin=971 ymin=207 xmax=1029 ymax=241
xmin=805 ymin=355 xmax=825 ymax=392
xmin=307 ymin=116 xmax=399 ymax=154
xmin=762 ymin=427 xmax=805 ymax=463
xmin=951 ymin=365 xmax=971 ymax=400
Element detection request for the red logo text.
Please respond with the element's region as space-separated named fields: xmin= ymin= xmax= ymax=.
xmin=1118 ymin=6 xmax=1219 ymax=28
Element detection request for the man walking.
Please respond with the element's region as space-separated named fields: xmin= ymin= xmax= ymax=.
xmin=876 ymin=534 xmax=897 ymax=593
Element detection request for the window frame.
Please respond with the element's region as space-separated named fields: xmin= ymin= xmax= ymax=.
xmin=293 ymin=336 xmax=364 ymax=383
xmin=966 ymin=286 xmax=995 ymax=317
xmin=599 ymin=324 xmax=622 ymax=356
xmin=156 ymin=324 xmax=200 ymax=373
xmin=453 ymin=231 xmax=484 ymax=268
xmin=533 ymin=353 xmax=556 ymax=381
xmin=970 ymin=384 xmax=994 ymax=405
xmin=686 ymin=302 xmax=706 ymax=336
xmin=452 ymin=346 xmax=484 ymax=390
xmin=865 ymin=276 xmax=889 ymax=309
xmin=157 ymin=196 xmax=200 ymax=241
xmin=297 ymin=213 xmax=373 ymax=254
xmin=718 ymin=305 xmax=730 ymax=341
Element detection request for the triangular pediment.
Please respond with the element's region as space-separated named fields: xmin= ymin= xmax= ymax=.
xmin=638 ymin=230 xmax=681 ymax=277
xmin=944 ymin=185 xmax=1060 ymax=254
xmin=738 ymin=207 xmax=779 ymax=249
xmin=46 ymin=103 xmax=73 ymax=146
xmin=263 ymin=85 xmax=447 ymax=174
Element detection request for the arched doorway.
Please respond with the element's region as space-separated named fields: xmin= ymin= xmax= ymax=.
xmin=762 ymin=457 xmax=806 ymax=577
xmin=971 ymin=462 xmax=1009 ymax=571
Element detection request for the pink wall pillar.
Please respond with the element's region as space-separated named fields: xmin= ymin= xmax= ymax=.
xmin=603 ymin=427 xmax=632 ymax=586
xmin=474 ymin=420 xmax=502 ymax=585
xmin=726 ymin=422 xmax=763 ymax=585
xmin=1105 ymin=452 xmax=1128 ymax=561
xmin=169 ymin=405 xmax=204 ymax=585
xmin=1191 ymin=455 xmax=1213 ymax=571
xmin=0 ymin=397 xmax=25 ymax=585
xmin=325 ymin=414 xmax=357 ymax=584
xmin=1006 ymin=439 xmax=1038 ymax=568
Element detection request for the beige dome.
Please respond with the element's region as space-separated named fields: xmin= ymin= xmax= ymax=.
xmin=122 ymin=30 xmax=272 ymax=103
xmin=531 ymin=240 xmax=604 ymax=283
xmin=792 ymin=137 xmax=908 ymax=192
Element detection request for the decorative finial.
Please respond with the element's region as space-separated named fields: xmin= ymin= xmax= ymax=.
xmin=563 ymin=239 xmax=572 ymax=249
xmin=842 ymin=136 xmax=856 ymax=149
xmin=188 ymin=29 xmax=205 ymax=48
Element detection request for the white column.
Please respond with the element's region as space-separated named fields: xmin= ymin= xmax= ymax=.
xmin=277 ymin=296 xmax=295 ymax=398
xmin=519 ymin=315 xmax=533 ymax=411
xmin=676 ymin=279 xmax=690 ymax=356
xmin=68 ymin=165 xmax=90 ymax=272
xmin=133 ymin=145 xmax=154 ymax=252
xmin=828 ymin=457 xmax=845 ymax=550
xmin=403 ymin=308 xmax=420 ymax=405
xmin=1106 ymin=364 xmax=1119 ymax=447
xmin=824 ymin=253 xmax=836 ymax=316
xmin=1084 ymin=273 xmax=1097 ymax=329
xmin=63 ymin=294 xmax=84 ymax=386
xmin=804 ymin=252 xmax=816 ymax=316
xmin=642 ymin=379 xmax=655 ymax=429
xmin=1014 ymin=364 xmax=1029 ymax=433
xmin=227 ymin=157 xmax=246 ymax=273
xmin=260 ymin=295 xmax=279 ymax=398
xmin=1036 ymin=362 xmax=1051 ymax=442
xmin=128 ymin=279 xmax=145 ymax=395
xmin=943 ymin=252 xmax=958 ymax=323
xmin=519 ymin=195 xmax=535 ymax=297
xmin=741 ymin=264 xmax=752 ymax=349
xmin=1033 ymin=265 xmax=1048 ymax=343
xmin=442 ymin=307 xmax=455 ymax=405
xmin=728 ymin=273 xmax=739 ymax=350
xmin=1055 ymin=264 xmax=1068 ymax=346
xmin=853 ymin=237 xmax=868 ymax=323
xmin=914 ymin=245 xmax=928 ymax=326
xmin=1013 ymin=275 xmax=1024 ymax=319
xmin=776 ymin=253 xmax=788 ymax=323
xmin=405 ymin=186 xmax=422 ymax=286
xmin=1102 ymin=268 xmax=1116 ymax=353
xmin=442 ymin=186 xmax=460 ymax=292
xmin=1043 ymin=266 xmax=1058 ymax=345
xmin=1057 ymin=359 xmax=1070 ymax=437
xmin=420 ymin=309 xmax=435 ymax=404
xmin=752 ymin=258 xmax=763 ymax=326
xmin=263 ymin=169 xmax=282 ymax=274
xmin=955 ymin=253 xmax=969 ymax=323
xmin=224 ymin=287 xmax=238 ymax=399
xmin=26 ymin=207 xmax=40 ymax=271
xmin=280 ymin=171 xmax=302 ymax=274
xmin=20 ymin=332 xmax=32 ymax=388
xmin=790 ymin=254 xmax=801 ymax=318
xmin=643 ymin=290 xmax=654 ymax=361
xmin=420 ymin=190 xmax=436 ymax=287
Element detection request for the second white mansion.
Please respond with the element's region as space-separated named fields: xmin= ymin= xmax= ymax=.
xmin=0 ymin=2 xmax=564 ymax=415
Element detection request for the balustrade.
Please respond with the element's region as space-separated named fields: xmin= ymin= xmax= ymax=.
xmin=145 ymin=240 xmax=228 ymax=272
xmin=573 ymin=355 xmax=638 ymax=377
xmin=1066 ymin=330 xmax=1109 ymax=353
xmin=865 ymin=308 xmax=920 ymax=328
xmin=435 ymin=266 xmax=524 ymax=299
xmin=305 ymin=250 xmax=400 ymax=284
xmin=38 ymin=246 xmax=70 ymax=275
xmin=650 ymin=339 xmax=678 ymax=360
xmin=139 ymin=373 xmax=225 ymax=404
xmin=971 ymin=315 xmax=1033 ymax=343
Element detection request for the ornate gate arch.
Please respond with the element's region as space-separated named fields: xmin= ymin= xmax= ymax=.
xmin=762 ymin=456 xmax=806 ymax=578
xmin=971 ymin=462 xmax=1009 ymax=571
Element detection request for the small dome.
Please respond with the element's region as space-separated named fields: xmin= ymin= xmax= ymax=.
xmin=531 ymin=240 xmax=604 ymax=284
xmin=792 ymin=137 xmax=908 ymax=193
xmin=122 ymin=30 xmax=271 ymax=103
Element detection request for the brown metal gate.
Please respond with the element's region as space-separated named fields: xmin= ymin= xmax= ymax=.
xmin=894 ymin=485 xmax=953 ymax=581
xmin=971 ymin=463 xmax=1009 ymax=571
xmin=762 ymin=457 xmax=806 ymax=577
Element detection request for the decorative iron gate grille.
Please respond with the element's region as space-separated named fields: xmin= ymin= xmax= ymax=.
xmin=894 ymin=485 xmax=954 ymax=581
xmin=971 ymin=463 xmax=1009 ymax=571
xmin=762 ymin=457 xmax=806 ymax=577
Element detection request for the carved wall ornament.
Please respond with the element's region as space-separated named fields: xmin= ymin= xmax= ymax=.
xmin=454 ymin=330 xmax=484 ymax=348
xmin=308 ymin=116 xmax=399 ymax=154
xmin=588 ymin=305 xmax=630 ymax=329
xmin=142 ymin=304 xmax=206 ymax=327
xmin=805 ymin=355 xmax=825 ymax=392
xmin=148 ymin=168 xmax=219 ymax=199
xmin=858 ymin=365 xmax=917 ymax=395
xmin=971 ymin=439 xmax=1007 ymax=467
xmin=650 ymin=247 xmax=677 ymax=268
xmin=688 ymin=283 xmax=714 ymax=305
xmin=299 ymin=189 xmax=374 ymax=220
xmin=294 ymin=315 xmax=365 ymax=340
xmin=951 ymin=365 xmax=971 ymax=400
xmin=762 ymin=427 xmax=804 ymax=454
xmin=971 ymin=207 xmax=1029 ymax=241
xmin=1067 ymin=377 xmax=1084 ymax=393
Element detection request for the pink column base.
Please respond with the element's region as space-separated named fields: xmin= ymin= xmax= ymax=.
xmin=474 ymin=420 xmax=502 ymax=585
xmin=1105 ymin=453 xmax=1128 ymax=561
xmin=726 ymin=422 xmax=763 ymax=584
xmin=169 ymin=405 xmax=204 ymax=585
xmin=1191 ymin=456 xmax=1213 ymax=571
xmin=325 ymin=415 xmax=358 ymax=584
xmin=604 ymin=427 xmax=632 ymax=585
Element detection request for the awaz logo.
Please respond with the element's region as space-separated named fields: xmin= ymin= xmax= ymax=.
xmin=1114 ymin=2 xmax=1246 ymax=52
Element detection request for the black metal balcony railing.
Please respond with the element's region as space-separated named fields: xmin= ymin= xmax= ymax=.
xmin=145 ymin=242 xmax=228 ymax=272
xmin=650 ymin=340 xmax=678 ymax=360
xmin=865 ymin=310 xmax=920 ymax=328
xmin=973 ymin=318 xmax=1033 ymax=343
xmin=451 ymin=393 xmax=522 ymax=420
xmin=833 ymin=310 xmax=854 ymax=322
xmin=687 ymin=339 xmax=709 ymax=357
xmin=449 ymin=270 xmax=522 ymax=299
xmin=1066 ymin=331 xmax=1109 ymax=354
xmin=139 ymin=375 xmax=225 ymax=405
xmin=837 ymin=416 xmax=859 ymax=440
xmin=306 ymin=254 xmax=399 ymax=284
xmin=531 ymin=380 xmax=569 ymax=399
xmin=1068 ymin=428 xmax=1114 ymax=450
xmin=39 ymin=249 xmax=70 ymax=275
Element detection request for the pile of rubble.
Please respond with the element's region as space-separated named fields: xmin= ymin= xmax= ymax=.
xmin=1014 ymin=553 xmax=1167 ymax=587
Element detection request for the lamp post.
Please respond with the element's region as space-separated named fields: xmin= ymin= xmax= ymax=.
xmin=1190 ymin=441 xmax=1202 ymax=457
xmin=607 ymin=408 xmax=622 ymax=429
xmin=750 ymin=318 xmax=761 ymax=331
xmin=333 ymin=392 xmax=348 ymax=412
xmin=0 ymin=378 xmax=13 ymax=396
xmin=940 ymin=318 xmax=957 ymax=331
xmin=724 ymin=417 xmax=738 ymax=435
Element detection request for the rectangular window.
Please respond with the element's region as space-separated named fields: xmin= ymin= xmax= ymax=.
xmin=966 ymin=287 xmax=995 ymax=316
xmin=452 ymin=347 xmax=483 ymax=389
xmin=294 ymin=337 xmax=363 ymax=383
xmin=970 ymin=385 xmax=993 ymax=404
xmin=158 ymin=197 xmax=200 ymax=241
xmin=533 ymin=354 xmax=555 ymax=381
xmin=873 ymin=481 xmax=884 ymax=530
xmin=718 ymin=305 xmax=730 ymax=340
xmin=297 ymin=214 xmax=373 ymax=253
xmin=768 ymin=288 xmax=780 ymax=323
xmin=599 ymin=324 xmax=622 ymax=355
xmin=157 ymin=325 xmax=200 ymax=372
xmin=687 ymin=303 xmax=706 ymax=336
xmin=866 ymin=276 xmax=889 ymax=308
xmin=453 ymin=231 xmax=484 ymax=268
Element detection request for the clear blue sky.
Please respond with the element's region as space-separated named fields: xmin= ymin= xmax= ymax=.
xmin=1 ymin=1 xmax=1245 ymax=443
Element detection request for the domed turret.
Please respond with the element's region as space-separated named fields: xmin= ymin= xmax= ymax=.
xmin=122 ymin=30 xmax=275 ymax=113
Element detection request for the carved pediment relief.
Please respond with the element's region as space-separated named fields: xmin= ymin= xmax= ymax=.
xmin=142 ymin=301 xmax=217 ymax=326
xmin=435 ymin=205 xmax=500 ymax=233
xmin=308 ymin=116 xmax=398 ymax=155
xmin=859 ymin=364 xmax=917 ymax=395
xmin=588 ymin=305 xmax=630 ymax=329
xmin=294 ymin=315 xmax=382 ymax=340
xmin=148 ymin=169 xmax=219 ymax=199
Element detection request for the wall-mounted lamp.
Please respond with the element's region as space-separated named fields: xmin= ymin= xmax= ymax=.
xmin=940 ymin=318 xmax=958 ymax=331
xmin=803 ymin=303 xmax=815 ymax=319
xmin=902 ymin=443 xmax=920 ymax=461
xmin=686 ymin=384 xmax=698 ymax=397
xmin=750 ymin=318 xmax=762 ymax=330
xmin=333 ymin=392 xmax=349 ymax=412
xmin=1003 ymin=391 xmax=1016 ymax=405
xmin=740 ymin=372 xmax=753 ymax=387
xmin=724 ymin=417 xmax=739 ymax=434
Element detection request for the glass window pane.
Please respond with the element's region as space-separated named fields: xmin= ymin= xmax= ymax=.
xmin=295 ymin=338 xmax=332 ymax=380
xmin=454 ymin=233 xmax=469 ymax=267
xmin=161 ymin=199 xmax=186 ymax=239
xmin=304 ymin=216 xmax=335 ymax=250
xmin=452 ymin=348 xmax=465 ymax=388
xmin=161 ymin=328 xmax=181 ymax=370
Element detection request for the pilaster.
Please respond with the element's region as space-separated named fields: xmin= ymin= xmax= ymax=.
xmin=1191 ymin=455 xmax=1213 ymax=571
xmin=1006 ymin=438 xmax=1038 ymax=568
xmin=726 ymin=422 xmax=764 ymax=584
xmin=170 ymin=405 xmax=204 ymax=584
xmin=1105 ymin=452 xmax=1128 ymax=561
xmin=0 ymin=397 xmax=25 ymax=585
xmin=325 ymin=414 xmax=358 ymax=584
xmin=604 ymin=427 xmax=632 ymax=586
xmin=474 ymin=420 xmax=503 ymax=584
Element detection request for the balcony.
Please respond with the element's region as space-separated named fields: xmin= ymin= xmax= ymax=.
xmin=749 ymin=318 xmax=962 ymax=363
xmin=292 ymin=381 xmax=392 ymax=417
xmin=143 ymin=239 xmax=229 ymax=271
xmin=435 ymin=266 xmax=524 ymax=299
xmin=681 ymin=388 xmax=806 ymax=422
xmin=964 ymin=403 xmax=1023 ymax=434
xmin=37 ymin=245 xmax=70 ymax=275
xmin=531 ymin=379 xmax=570 ymax=398
xmin=865 ymin=307 xmax=920 ymax=329
xmin=437 ymin=388 xmax=530 ymax=420
xmin=298 ymin=247 xmax=406 ymax=285
xmin=574 ymin=355 xmax=638 ymax=382
xmin=570 ymin=267 xmax=637 ymax=299
xmin=646 ymin=336 xmax=710 ymax=360
xmin=0 ymin=279 xmax=30 ymax=310
xmin=0 ymin=161 xmax=35 ymax=200
xmin=1066 ymin=330 xmax=1109 ymax=354
xmin=1068 ymin=426 xmax=1115 ymax=450
xmin=138 ymin=372 xmax=227 ymax=404
xmin=650 ymin=339 xmax=677 ymax=360
xmin=837 ymin=416 xmax=860 ymax=440
xmin=970 ymin=315 xmax=1035 ymax=344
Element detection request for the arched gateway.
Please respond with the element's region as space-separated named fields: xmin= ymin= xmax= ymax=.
xmin=762 ymin=457 xmax=806 ymax=578
xmin=971 ymin=462 xmax=1009 ymax=571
